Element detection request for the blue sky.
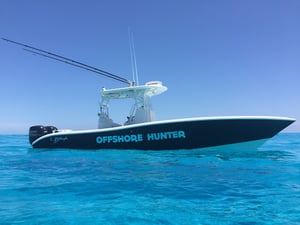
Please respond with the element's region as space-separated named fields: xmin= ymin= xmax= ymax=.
xmin=0 ymin=0 xmax=299 ymax=134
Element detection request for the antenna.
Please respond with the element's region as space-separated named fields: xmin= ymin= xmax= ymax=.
xmin=128 ymin=30 xmax=139 ymax=86
xmin=2 ymin=38 xmax=133 ymax=86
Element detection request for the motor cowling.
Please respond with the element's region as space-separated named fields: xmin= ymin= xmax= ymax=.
xmin=29 ymin=125 xmax=58 ymax=144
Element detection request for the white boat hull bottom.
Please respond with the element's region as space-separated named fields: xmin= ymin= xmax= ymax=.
xmin=199 ymin=138 xmax=268 ymax=152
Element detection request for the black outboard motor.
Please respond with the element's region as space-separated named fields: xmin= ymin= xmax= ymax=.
xmin=29 ymin=125 xmax=58 ymax=144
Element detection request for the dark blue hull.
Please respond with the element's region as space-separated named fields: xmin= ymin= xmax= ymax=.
xmin=30 ymin=117 xmax=295 ymax=150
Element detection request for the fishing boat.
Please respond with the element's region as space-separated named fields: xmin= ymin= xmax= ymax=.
xmin=3 ymin=38 xmax=295 ymax=150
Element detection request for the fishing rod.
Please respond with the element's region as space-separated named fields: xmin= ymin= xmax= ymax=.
xmin=23 ymin=48 xmax=130 ymax=84
xmin=2 ymin=38 xmax=133 ymax=86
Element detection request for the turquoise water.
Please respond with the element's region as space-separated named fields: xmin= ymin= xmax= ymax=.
xmin=0 ymin=134 xmax=300 ymax=224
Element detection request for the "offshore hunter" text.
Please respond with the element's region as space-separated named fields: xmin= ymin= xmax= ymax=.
xmin=96 ymin=130 xmax=186 ymax=144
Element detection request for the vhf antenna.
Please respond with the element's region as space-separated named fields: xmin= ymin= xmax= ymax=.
xmin=128 ymin=29 xmax=139 ymax=86
xmin=2 ymin=38 xmax=134 ymax=86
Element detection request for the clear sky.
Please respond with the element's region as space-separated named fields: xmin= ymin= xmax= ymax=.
xmin=0 ymin=0 xmax=299 ymax=134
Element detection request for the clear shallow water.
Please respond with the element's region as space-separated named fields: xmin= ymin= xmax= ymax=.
xmin=0 ymin=134 xmax=300 ymax=225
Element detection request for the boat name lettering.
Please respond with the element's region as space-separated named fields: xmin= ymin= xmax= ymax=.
xmin=95 ymin=130 xmax=186 ymax=144
xmin=96 ymin=134 xmax=143 ymax=144
xmin=147 ymin=130 xmax=186 ymax=141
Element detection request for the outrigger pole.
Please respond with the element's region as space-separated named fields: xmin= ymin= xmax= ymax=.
xmin=2 ymin=38 xmax=133 ymax=86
